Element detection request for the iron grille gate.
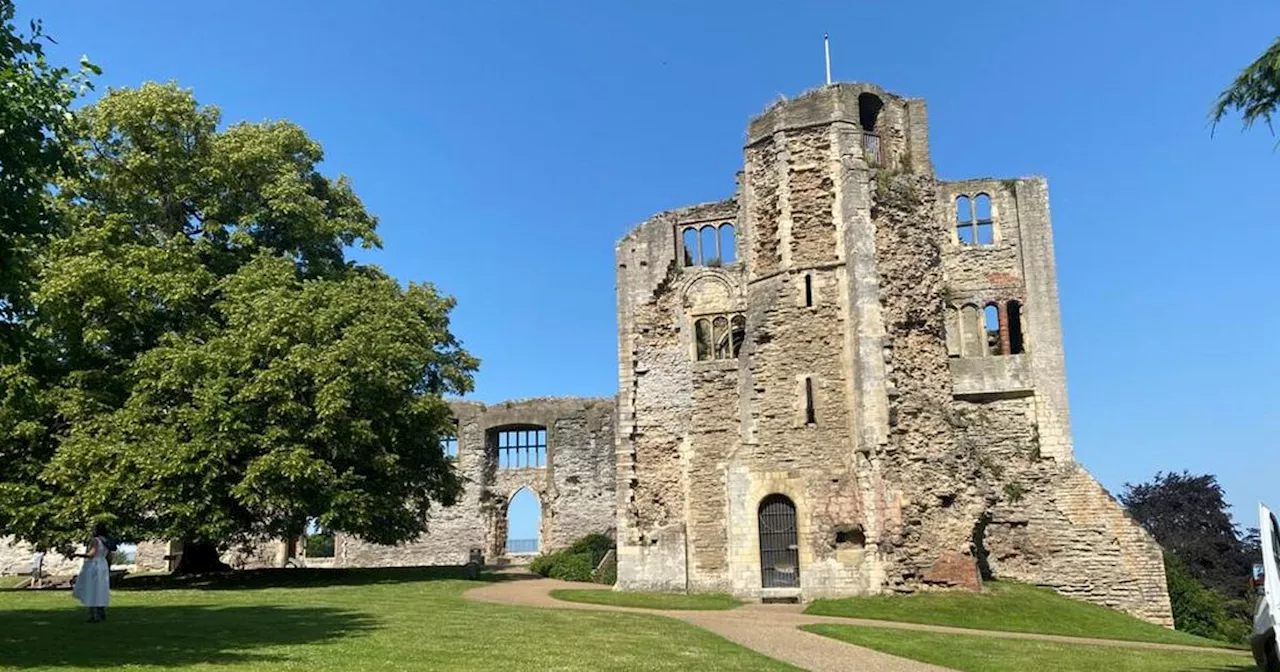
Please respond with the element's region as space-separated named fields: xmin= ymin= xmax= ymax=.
xmin=759 ymin=495 xmax=800 ymax=588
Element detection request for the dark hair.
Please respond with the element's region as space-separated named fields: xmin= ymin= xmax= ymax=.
xmin=92 ymin=522 xmax=107 ymax=538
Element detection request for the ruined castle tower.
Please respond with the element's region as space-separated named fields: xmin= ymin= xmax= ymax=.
xmin=614 ymin=83 xmax=1173 ymax=625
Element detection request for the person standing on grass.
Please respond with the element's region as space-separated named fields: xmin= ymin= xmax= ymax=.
xmin=71 ymin=523 xmax=111 ymax=623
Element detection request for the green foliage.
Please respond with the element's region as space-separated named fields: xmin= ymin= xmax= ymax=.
xmin=802 ymin=624 xmax=1254 ymax=672
xmin=306 ymin=532 xmax=335 ymax=558
xmin=551 ymin=589 xmax=741 ymax=611
xmin=1211 ymin=36 xmax=1280 ymax=138
xmin=805 ymin=579 xmax=1237 ymax=649
xmin=0 ymin=2 xmax=97 ymax=343
xmin=530 ymin=533 xmax=615 ymax=584
xmin=1164 ymin=552 xmax=1252 ymax=644
xmin=0 ymin=81 xmax=477 ymax=556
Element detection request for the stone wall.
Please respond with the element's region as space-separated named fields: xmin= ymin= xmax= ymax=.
xmin=616 ymin=82 xmax=1173 ymax=626
xmin=339 ymin=397 xmax=615 ymax=567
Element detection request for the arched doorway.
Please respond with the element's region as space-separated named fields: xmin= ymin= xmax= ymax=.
xmin=758 ymin=494 xmax=800 ymax=588
xmin=505 ymin=487 xmax=542 ymax=555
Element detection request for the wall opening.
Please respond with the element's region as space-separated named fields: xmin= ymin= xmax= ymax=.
xmin=975 ymin=194 xmax=994 ymax=245
xmin=759 ymin=494 xmax=800 ymax=588
xmin=804 ymin=377 xmax=816 ymax=425
xmin=680 ymin=222 xmax=737 ymax=267
xmin=494 ymin=426 xmax=547 ymax=469
xmin=984 ymin=304 xmax=1001 ymax=355
xmin=804 ymin=274 xmax=813 ymax=307
xmin=858 ymin=92 xmax=883 ymax=132
xmin=956 ymin=196 xmax=975 ymax=245
xmin=1007 ymin=300 xmax=1024 ymax=354
xmin=505 ymin=487 xmax=541 ymax=555
xmin=682 ymin=227 xmax=699 ymax=266
xmin=718 ymin=223 xmax=736 ymax=264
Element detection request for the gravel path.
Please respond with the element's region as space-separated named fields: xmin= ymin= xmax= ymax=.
xmin=463 ymin=573 xmax=1247 ymax=672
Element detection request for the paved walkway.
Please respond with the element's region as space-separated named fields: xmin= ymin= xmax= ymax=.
xmin=463 ymin=573 xmax=1247 ymax=672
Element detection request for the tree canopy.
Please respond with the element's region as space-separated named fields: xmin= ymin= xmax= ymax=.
xmin=1211 ymin=36 xmax=1280 ymax=137
xmin=0 ymin=77 xmax=477 ymax=569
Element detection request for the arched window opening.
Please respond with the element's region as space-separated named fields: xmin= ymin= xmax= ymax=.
xmin=730 ymin=315 xmax=746 ymax=357
xmin=695 ymin=318 xmax=712 ymax=361
xmin=495 ymin=426 xmax=547 ymax=470
xmin=960 ymin=304 xmax=983 ymax=357
xmin=718 ymin=223 xmax=736 ymax=264
xmin=700 ymin=225 xmax=719 ymax=266
xmin=956 ymin=196 xmax=975 ymax=245
xmin=858 ymin=93 xmax=884 ymax=166
xmin=506 ymin=487 xmax=541 ymax=555
xmin=975 ymin=194 xmax=994 ymax=245
xmin=759 ymin=494 xmax=800 ymax=588
xmin=858 ymin=93 xmax=884 ymax=133
xmin=1007 ymin=300 xmax=1025 ymax=354
xmin=984 ymin=304 xmax=1001 ymax=355
xmin=682 ymin=227 xmax=699 ymax=267
xmin=712 ymin=316 xmax=730 ymax=359
xmin=945 ymin=306 xmax=961 ymax=357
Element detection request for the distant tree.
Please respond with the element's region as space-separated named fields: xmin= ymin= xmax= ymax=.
xmin=2 ymin=82 xmax=478 ymax=573
xmin=1211 ymin=36 xmax=1280 ymax=138
xmin=1120 ymin=471 xmax=1252 ymax=598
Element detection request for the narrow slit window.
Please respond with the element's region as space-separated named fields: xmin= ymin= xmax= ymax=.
xmin=804 ymin=274 xmax=813 ymax=307
xmin=1007 ymin=300 xmax=1025 ymax=354
xmin=804 ymin=377 xmax=816 ymax=425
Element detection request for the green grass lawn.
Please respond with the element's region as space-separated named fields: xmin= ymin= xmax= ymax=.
xmin=0 ymin=567 xmax=799 ymax=671
xmin=801 ymin=624 xmax=1255 ymax=672
xmin=550 ymin=589 xmax=741 ymax=611
xmin=806 ymin=580 xmax=1240 ymax=649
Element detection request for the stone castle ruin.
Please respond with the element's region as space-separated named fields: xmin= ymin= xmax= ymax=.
xmin=2 ymin=82 xmax=1172 ymax=626
xmin=614 ymin=83 xmax=1171 ymax=625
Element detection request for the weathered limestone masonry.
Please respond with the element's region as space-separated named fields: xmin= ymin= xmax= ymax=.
xmin=129 ymin=397 xmax=616 ymax=572
xmin=614 ymin=82 xmax=1173 ymax=626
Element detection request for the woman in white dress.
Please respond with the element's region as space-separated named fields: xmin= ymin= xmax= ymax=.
xmin=71 ymin=523 xmax=111 ymax=623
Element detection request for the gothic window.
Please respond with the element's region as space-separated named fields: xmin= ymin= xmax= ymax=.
xmin=694 ymin=312 xmax=745 ymax=361
xmin=955 ymin=194 xmax=995 ymax=246
xmin=680 ymin=222 xmax=737 ymax=266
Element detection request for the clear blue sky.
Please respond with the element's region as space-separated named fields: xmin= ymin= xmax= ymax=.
xmin=19 ymin=1 xmax=1278 ymax=532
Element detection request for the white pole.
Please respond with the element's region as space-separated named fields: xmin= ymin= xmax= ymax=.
xmin=824 ymin=33 xmax=832 ymax=85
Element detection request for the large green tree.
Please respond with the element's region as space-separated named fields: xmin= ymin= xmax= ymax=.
xmin=1211 ymin=36 xmax=1280 ymax=136
xmin=0 ymin=1 xmax=95 ymax=352
xmin=3 ymin=82 xmax=477 ymax=571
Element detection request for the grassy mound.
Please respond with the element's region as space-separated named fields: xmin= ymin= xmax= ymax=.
xmin=801 ymin=624 xmax=1254 ymax=672
xmin=805 ymin=580 xmax=1240 ymax=649
xmin=551 ymin=589 xmax=741 ymax=611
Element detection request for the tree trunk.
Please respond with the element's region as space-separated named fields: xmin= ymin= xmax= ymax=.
xmin=173 ymin=541 xmax=231 ymax=574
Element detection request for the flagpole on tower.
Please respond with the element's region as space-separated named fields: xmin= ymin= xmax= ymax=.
xmin=824 ymin=33 xmax=832 ymax=85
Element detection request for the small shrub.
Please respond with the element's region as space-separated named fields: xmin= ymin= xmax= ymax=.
xmin=547 ymin=553 xmax=595 ymax=582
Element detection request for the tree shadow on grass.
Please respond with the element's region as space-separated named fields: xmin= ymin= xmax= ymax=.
xmin=118 ymin=564 xmax=509 ymax=592
xmin=0 ymin=605 xmax=377 ymax=668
